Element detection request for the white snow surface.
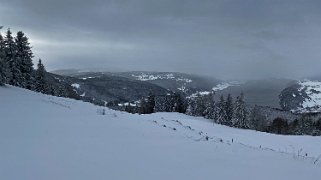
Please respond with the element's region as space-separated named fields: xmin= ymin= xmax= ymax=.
xmin=132 ymin=73 xmax=192 ymax=83
xmin=71 ymin=83 xmax=80 ymax=89
xmin=212 ymin=81 xmax=242 ymax=91
xmin=188 ymin=91 xmax=212 ymax=98
xmin=82 ymin=76 xmax=96 ymax=80
xmin=1 ymin=85 xmax=321 ymax=180
xmin=298 ymin=80 xmax=321 ymax=109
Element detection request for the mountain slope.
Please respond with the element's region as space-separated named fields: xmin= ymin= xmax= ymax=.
xmin=280 ymin=80 xmax=321 ymax=113
xmin=52 ymin=69 xmax=295 ymax=108
xmin=1 ymin=85 xmax=321 ymax=180
xmin=52 ymin=72 xmax=170 ymax=106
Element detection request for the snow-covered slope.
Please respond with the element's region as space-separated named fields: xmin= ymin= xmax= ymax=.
xmin=1 ymin=85 xmax=321 ymax=180
xmin=280 ymin=80 xmax=321 ymax=112
xmin=132 ymin=72 xmax=193 ymax=82
xmin=298 ymin=81 xmax=321 ymax=111
xmin=212 ymin=81 xmax=243 ymax=91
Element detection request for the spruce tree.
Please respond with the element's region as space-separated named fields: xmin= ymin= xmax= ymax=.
xmin=217 ymin=95 xmax=226 ymax=124
xmin=15 ymin=31 xmax=34 ymax=89
xmin=0 ymin=57 xmax=5 ymax=85
xmin=146 ymin=92 xmax=155 ymax=113
xmin=203 ymin=92 xmax=216 ymax=120
xmin=224 ymin=93 xmax=234 ymax=126
xmin=35 ymin=59 xmax=48 ymax=93
xmin=4 ymin=29 xmax=22 ymax=86
xmin=186 ymin=99 xmax=196 ymax=116
xmin=0 ymin=33 xmax=9 ymax=85
xmin=233 ymin=92 xmax=249 ymax=128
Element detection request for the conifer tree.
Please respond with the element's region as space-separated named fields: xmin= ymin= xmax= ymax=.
xmin=0 ymin=33 xmax=9 ymax=85
xmin=224 ymin=93 xmax=234 ymax=126
xmin=4 ymin=29 xmax=22 ymax=86
xmin=35 ymin=59 xmax=48 ymax=93
xmin=186 ymin=99 xmax=196 ymax=116
xmin=217 ymin=95 xmax=226 ymax=124
xmin=146 ymin=92 xmax=155 ymax=113
xmin=172 ymin=93 xmax=185 ymax=113
xmin=203 ymin=92 xmax=216 ymax=119
xmin=233 ymin=92 xmax=249 ymax=128
xmin=15 ymin=31 xmax=34 ymax=89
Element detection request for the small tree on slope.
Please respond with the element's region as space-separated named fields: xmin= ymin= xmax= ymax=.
xmin=233 ymin=92 xmax=249 ymax=128
xmin=35 ymin=59 xmax=48 ymax=93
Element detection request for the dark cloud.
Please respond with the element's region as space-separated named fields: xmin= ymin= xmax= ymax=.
xmin=1 ymin=0 xmax=321 ymax=79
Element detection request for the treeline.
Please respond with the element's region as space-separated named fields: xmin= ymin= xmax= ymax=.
xmin=122 ymin=93 xmax=186 ymax=114
xmin=123 ymin=91 xmax=321 ymax=136
xmin=123 ymin=91 xmax=250 ymax=128
xmin=268 ymin=115 xmax=321 ymax=135
xmin=0 ymin=28 xmax=71 ymax=96
xmin=186 ymin=92 xmax=250 ymax=128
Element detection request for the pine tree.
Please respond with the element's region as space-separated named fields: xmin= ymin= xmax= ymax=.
xmin=146 ymin=92 xmax=155 ymax=113
xmin=233 ymin=92 xmax=249 ymax=128
xmin=0 ymin=58 xmax=5 ymax=85
xmin=203 ymin=92 xmax=216 ymax=120
xmin=217 ymin=95 xmax=226 ymax=124
xmin=139 ymin=98 xmax=148 ymax=114
xmin=172 ymin=93 xmax=185 ymax=113
xmin=4 ymin=29 xmax=22 ymax=86
xmin=224 ymin=93 xmax=234 ymax=126
xmin=35 ymin=59 xmax=48 ymax=93
xmin=15 ymin=31 xmax=34 ymax=89
xmin=186 ymin=98 xmax=196 ymax=116
xmin=192 ymin=94 xmax=207 ymax=116
xmin=0 ymin=33 xmax=9 ymax=85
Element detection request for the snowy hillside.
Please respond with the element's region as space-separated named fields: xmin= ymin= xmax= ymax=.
xmin=1 ymin=85 xmax=321 ymax=180
xmin=280 ymin=80 xmax=321 ymax=112
xmin=212 ymin=81 xmax=242 ymax=91
xmin=298 ymin=81 xmax=321 ymax=111
xmin=131 ymin=72 xmax=193 ymax=82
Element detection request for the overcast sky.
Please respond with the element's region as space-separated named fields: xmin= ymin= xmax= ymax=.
xmin=1 ymin=0 xmax=321 ymax=79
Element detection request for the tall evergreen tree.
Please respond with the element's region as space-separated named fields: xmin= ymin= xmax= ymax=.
xmin=186 ymin=98 xmax=196 ymax=116
xmin=203 ymin=92 xmax=216 ymax=120
xmin=233 ymin=92 xmax=249 ymax=128
xmin=224 ymin=93 xmax=234 ymax=126
xmin=4 ymin=29 xmax=22 ymax=86
xmin=0 ymin=33 xmax=9 ymax=85
xmin=146 ymin=92 xmax=155 ymax=113
xmin=217 ymin=95 xmax=226 ymax=124
xmin=15 ymin=31 xmax=34 ymax=89
xmin=171 ymin=93 xmax=182 ymax=112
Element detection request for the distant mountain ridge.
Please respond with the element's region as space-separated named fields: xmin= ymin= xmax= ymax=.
xmin=53 ymin=69 xmax=321 ymax=113
xmin=51 ymin=70 xmax=295 ymax=109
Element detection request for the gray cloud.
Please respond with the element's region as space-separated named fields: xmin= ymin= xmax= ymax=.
xmin=1 ymin=0 xmax=321 ymax=79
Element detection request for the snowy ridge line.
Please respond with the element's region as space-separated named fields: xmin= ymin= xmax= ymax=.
xmin=212 ymin=81 xmax=243 ymax=91
xmin=151 ymin=117 xmax=321 ymax=166
xmin=131 ymin=73 xmax=193 ymax=83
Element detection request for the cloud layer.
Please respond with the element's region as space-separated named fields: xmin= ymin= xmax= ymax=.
xmin=1 ymin=0 xmax=321 ymax=79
